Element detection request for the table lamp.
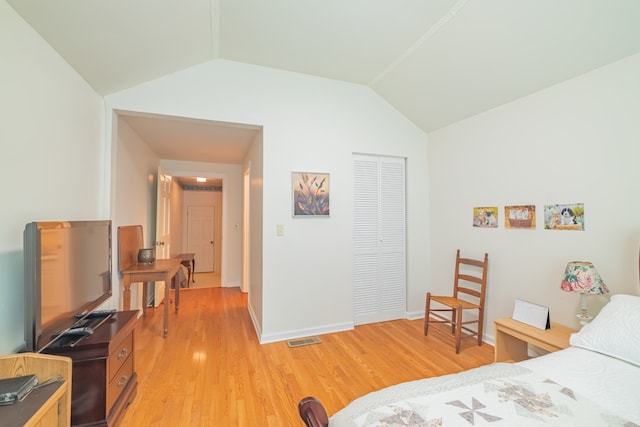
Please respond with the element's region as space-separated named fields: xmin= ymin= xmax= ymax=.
xmin=560 ymin=261 xmax=609 ymax=324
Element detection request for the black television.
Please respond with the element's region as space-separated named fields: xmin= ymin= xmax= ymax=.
xmin=24 ymin=220 xmax=112 ymax=352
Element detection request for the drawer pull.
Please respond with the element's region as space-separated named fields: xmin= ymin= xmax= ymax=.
xmin=118 ymin=348 xmax=128 ymax=359
xmin=117 ymin=375 xmax=129 ymax=387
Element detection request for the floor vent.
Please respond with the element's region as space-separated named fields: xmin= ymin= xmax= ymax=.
xmin=287 ymin=337 xmax=322 ymax=348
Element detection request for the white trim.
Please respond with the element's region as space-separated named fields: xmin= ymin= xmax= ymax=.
xmin=259 ymin=322 xmax=354 ymax=344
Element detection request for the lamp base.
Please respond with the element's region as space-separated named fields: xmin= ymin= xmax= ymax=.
xmin=576 ymin=313 xmax=592 ymax=326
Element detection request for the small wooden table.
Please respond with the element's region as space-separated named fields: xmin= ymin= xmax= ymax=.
xmin=494 ymin=317 xmax=576 ymax=362
xmin=121 ymin=258 xmax=181 ymax=338
xmin=174 ymin=253 xmax=196 ymax=286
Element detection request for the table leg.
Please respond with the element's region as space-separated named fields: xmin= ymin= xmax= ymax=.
xmin=142 ymin=282 xmax=149 ymax=316
xmin=163 ymin=275 xmax=170 ymax=338
xmin=191 ymin=259 xmax=195 ymax=283
xmin=123 ymin=275 xmax=131 ymax=310
xmin=185 ymin=262 xmax=192 ymax=287
xmin=175 ymin=275 xmax=180 ymax=313
xmin=494 ymin=327 xmax=529 ymax=362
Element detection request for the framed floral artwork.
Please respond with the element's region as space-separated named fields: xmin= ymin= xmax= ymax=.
xmin=292 ymin=172 xmax=330 ymax=217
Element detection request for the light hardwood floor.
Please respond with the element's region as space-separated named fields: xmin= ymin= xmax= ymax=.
xmin=187 ymin=272 xmax=221 ymax=289
xmin=119 ymin=287 xmax=494 ymax=426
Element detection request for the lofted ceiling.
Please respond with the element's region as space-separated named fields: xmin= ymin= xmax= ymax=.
xmin=7 ymin=0 xmax=640 ymax=164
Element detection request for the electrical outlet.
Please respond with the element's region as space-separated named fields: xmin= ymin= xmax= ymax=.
xmin=276 ymin=224 xmax=285 ymax=236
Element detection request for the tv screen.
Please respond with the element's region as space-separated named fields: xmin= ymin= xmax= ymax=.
xmin=24 ymin=220 xmax=112 ymax=352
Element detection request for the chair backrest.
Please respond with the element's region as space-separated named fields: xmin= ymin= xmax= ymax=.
xmin=117 ymin=225 xmax=143 ymax=272
xmin=298 ymin=397 xmax=329 ymax=427
xmin=452 ymin=249 xmax=489 ymax=306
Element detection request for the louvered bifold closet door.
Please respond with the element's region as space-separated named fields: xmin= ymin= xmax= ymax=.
xmin=353 ymin=154 xmax=406 ymax=325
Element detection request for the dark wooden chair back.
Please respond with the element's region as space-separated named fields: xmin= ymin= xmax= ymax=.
xmin=298 ymin=396 xmax=329 ymax=427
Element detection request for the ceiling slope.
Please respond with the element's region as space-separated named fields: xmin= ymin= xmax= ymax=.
xmin=8 ymin=0 xmax=640 ymax=138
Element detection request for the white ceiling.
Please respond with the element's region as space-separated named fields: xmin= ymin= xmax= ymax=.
xmin=8 ymin=0 xmax=640 ymax=163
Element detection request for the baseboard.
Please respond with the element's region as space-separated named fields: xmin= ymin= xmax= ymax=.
xmin=222 ymin=281 xmax=240 ymax=288
xmin=259 ymin=321 xmax=354 ymax=344
xmin=406 ymin=310 xmax=424 ymax=320
xmin=247 ymin=303 xmax=262 ymax=341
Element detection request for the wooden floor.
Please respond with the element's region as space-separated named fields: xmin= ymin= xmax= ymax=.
xmin=119 ymin=287 xmax=494 ymax=426
xmin=188 ymin=271 xmax=221 ymax=289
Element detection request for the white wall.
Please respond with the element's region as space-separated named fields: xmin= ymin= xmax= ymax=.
xmin=0 ymin=1 xmax=105 ymax=354
xmin=105 ymin=60 xmax=430 ymax=343
xmin=112 ymin=116 xmax=160 ymax=311
xmin=244 ymin=131 xmax=264 ymax=336
xmin=427 ymin=53 xmax=640 ymax=338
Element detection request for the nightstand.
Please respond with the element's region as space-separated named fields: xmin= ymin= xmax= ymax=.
xmin=494 ymin=317 xmax=577 ymax=362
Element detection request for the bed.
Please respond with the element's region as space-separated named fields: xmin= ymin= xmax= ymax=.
xmin=298 ymin=293 xmax=640 ymax=426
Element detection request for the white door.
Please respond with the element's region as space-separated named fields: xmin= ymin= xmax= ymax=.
xmin=187 ymin=206 xmax=215 ymax=272
xmin=156 ymin=167 xmax=172 ymax=258
xmin=353 ymin=154 xmax=406 ymax=325
xmin=152 ymin=167 xmax=172 ymax=307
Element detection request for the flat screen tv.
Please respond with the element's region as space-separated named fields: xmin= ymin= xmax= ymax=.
xmin=24 ymin=220 xmax=112 ymax=352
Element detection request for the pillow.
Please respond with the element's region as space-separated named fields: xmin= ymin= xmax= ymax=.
xmin=569 ymin=294 xmax=640 ymax=367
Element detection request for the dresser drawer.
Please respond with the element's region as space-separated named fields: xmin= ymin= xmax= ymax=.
xmin=107 ymin=351 xmax=133 ymax=413
xmin=108 ymin=332 xmax=133 ymax=382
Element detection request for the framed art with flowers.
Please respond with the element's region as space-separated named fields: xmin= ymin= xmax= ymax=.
xmin=292 ymin=172 xmax=330 ymax=217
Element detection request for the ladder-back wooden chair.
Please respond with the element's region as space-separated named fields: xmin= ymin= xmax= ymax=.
xmin=424 ymin=249 xmax=489 ymax=354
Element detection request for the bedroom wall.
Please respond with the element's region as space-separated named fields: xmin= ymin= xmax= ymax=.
xmin=0 ymin=2 xmax=105 ymax=354
xmin=427 ymin=53 xmax=640 ymax=338
xmin=112 ymin=116 xmax=161 ymax=311
xmin=104 ymin=60 xmax=430 ymax=343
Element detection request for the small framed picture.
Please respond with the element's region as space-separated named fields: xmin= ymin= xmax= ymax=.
xmin=473 ymin=206 xmax=498 ymax=228
xmin=544 ymin=203 xmax=584 ymax=231
xmin=505 ymin=205 xmax=536 ymax=229
xmin=292 ymin=172 xmax=330 ymax=217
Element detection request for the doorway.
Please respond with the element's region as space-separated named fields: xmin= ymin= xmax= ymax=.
xmin=156 ymin=173 xmax=224 ymax=289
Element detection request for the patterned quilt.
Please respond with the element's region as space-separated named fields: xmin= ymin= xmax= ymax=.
xmin=329 ymin=363 xmax=637 ymax=427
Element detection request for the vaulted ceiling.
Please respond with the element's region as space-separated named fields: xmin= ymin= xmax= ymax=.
xmin=8 ymin=0 xmax=640 ymax=161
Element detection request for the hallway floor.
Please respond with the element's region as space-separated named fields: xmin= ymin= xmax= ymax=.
xmin=187 ymin=271 xmax=221 ymax=289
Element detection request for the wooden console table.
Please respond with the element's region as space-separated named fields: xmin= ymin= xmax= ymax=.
xmin=118 ymin=225 xmax=181 ymax=338
xmin=174 ymin=252 xmax=196 ymax=286
xmin=121 ymin=258 xmax=181 ymax=338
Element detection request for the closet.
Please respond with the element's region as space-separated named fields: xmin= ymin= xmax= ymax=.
xmin=353 ymin=154 xmax=406 ymax=325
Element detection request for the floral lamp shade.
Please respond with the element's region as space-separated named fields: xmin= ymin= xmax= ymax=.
xmin=561 ymin=262 xmax=609 ymax=295
xmin=561 ymin=261 xmax=608 ymax=324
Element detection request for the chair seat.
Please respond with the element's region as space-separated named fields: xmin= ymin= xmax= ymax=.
xmin=430 ymin=296 xmax=480 ymax=310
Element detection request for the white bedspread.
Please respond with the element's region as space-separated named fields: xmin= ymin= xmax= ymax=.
xmin=518 ymin=347 xmax=640 ymax=424
xmin=330 ymin=354 xmax=639 ymax=426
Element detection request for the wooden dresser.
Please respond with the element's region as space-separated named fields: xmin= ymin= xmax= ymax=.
xmin=42 ymin=310 xmax=138 ymax=426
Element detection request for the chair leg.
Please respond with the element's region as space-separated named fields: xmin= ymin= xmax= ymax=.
xmin=450 ymin=308 xmax=456 ymax=334
xmin=477 ymin=308 xmax=484 ymax=346
xmin=424 ymin=293 xmax=431 ymax=336
xmin=455 ymin=304 xmax=463 ymax=354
